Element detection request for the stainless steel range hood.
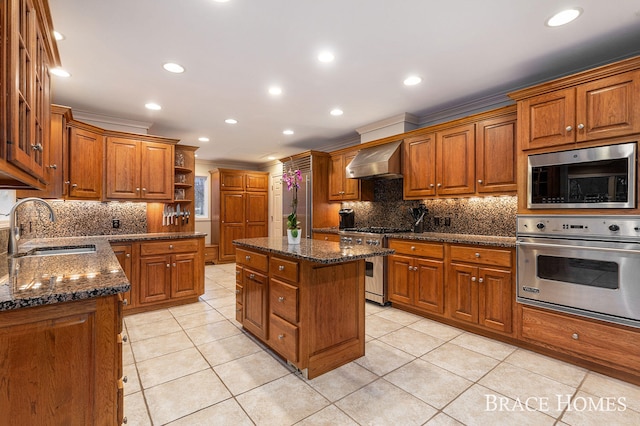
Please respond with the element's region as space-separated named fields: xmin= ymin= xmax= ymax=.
xmin=345 ymin=140 xmax=402 ymax=179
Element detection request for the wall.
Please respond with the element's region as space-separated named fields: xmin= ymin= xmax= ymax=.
xmin=341 ymin=179 xmax=517 ymax=237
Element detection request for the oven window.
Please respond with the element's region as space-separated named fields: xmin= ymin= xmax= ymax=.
xmin=365 ymin=260 xmax=373 ymax=278
xmin=537 ymin=255 xmax=618 ymax=289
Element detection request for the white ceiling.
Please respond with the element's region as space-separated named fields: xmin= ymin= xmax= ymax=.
xmin=48 ymin=0 xmax=640 ymax=164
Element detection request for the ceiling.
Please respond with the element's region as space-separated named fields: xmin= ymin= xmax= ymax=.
xmin=48 ymin=0 xmax=640 ymax=164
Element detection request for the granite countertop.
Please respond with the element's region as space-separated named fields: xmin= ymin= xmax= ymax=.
xmin=312 ymin=228 xmax=515 ymax=248
xmin=233 ymin=236 xmax=394 ymax=264
xmin=0 ymin=232 xmax=206 ymax=312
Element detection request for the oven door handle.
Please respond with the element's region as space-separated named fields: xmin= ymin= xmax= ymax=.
xmin=517 ymin=240 xmax=640 ymax=255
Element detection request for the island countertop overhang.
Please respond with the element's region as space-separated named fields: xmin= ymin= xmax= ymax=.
xmin=233 ymin=236 xmax=394 ymax=264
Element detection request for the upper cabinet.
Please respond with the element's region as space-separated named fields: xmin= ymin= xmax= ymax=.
xmin=329 ymin=150 xmax=373 ymax=201
xmin=403 ymin=133 xmax=436 ymax=198
xmin=66 ymin=124 xmax=104 ymax=200
xmin=1 ymin=0 xmax=60 ymax=188
xmin=105 ymin=136 xmax=173 ymax=201
xmin=436 ymin=124 xmax=476 ymax=196
xmin=476 ymin=113 xmax=517 ymax=193
xmin=510 ymin=59 xmax=640 ymax=151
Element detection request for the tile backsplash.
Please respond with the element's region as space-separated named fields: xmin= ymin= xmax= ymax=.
xmin=16 ymin=201 xmax=147 ymax=239
xmin=342 ymin=179 xmax=517 ymax=237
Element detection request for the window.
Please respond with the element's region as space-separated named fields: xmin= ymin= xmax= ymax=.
xmin=194 ymin=176 xmax=208 ymax=218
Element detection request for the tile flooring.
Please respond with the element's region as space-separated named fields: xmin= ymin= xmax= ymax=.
xmin=123 ymin=263 xmax=640 ymax=425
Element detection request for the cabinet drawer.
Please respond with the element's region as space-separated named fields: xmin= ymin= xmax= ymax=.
xmin=269 ymin=314 xmax=299 ymax=362
xmin=235 ymin=302 xmax=243 ymax=323
xmin=235 ymin=266 xmax=242 ymax=284
xmin=521 ymin=306 xmax=640 ymax=372
xmin=140 ymin=239 xmax=199 ymax=256
xmin=204 ymin=244 xmax=218 ymax=264
xmin=314 ymin=232 xmax=340 ymax=242
xmin=388 ymin=239 xmax=443 ymax=259
xmin=235 ymin=284 xmax=243 ymax=303
xmin=270 ymin=279 xmax=299 ymax=323
xmin=450 ymin=245 xmax=512 ymax=267
xmin=236 ymin=248 xmax=268 ymax=272
xmin=270 ymin=257 xmax=299 ymax=283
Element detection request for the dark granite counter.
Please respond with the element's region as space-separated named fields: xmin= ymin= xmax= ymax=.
xmin=387 ymin=232 xmax=516 ymax=248
xmin=0 ymin=232 xmax=206 ymax=311
xmin=233 ymin=236 xmax=394 ymax=264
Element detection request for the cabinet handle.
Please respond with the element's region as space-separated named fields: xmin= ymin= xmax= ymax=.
xmin=245 ymin=255 xmax=251 ymax=261
xmin=278 ymin=296 xmax=285 ymax=302
xmin=142 ymin=188 xmax=146 ymax=192
xmin=123 ymin=416 xmax=128 ymax=424
xmin=126 ymin=253 xmax=130 ymax=258
xmin=136 ymin=187 xmax=140 ymax=192
xmin=410 ymin=246 xmax=416 ymax=251
xmin=478 ymin=278 xmax=484 ymax=283
xmin=31 ymin=143 xmax=43 ymax=151
xmin=123 ymin=299 xmax=128 ymax=306
xmin=566 ymin=125 xmax=573 ymax=132
xmin=123 ymin=376 xmax=128 ymax=383
xmin=236 ymin=308 xmax=242 ymax=312
xmin=235 ymin=289 xmax=241 ymax=294
xmin=236 ymin=270 xmax=240 ymax=275
xmin=477 ymin=179 xmax=483 ymax=184
xmin=169 ymin=244 xmax=174 ymax=249
xmin=166 ymin=264 xmax=170 ymax=268
xmin=429 ymin=183 xmax=434 ymax=188
xmin=278 ymin=265 xmax=285 ymax=271
xmin=437 ymin=183 xmax=442 ymax=187
xmin=249 ymin=273 xmax=255 ymax=279
xmin=122 ymin=334 xmax=128 ymax=343
xmin=475 ymin=252 xmax=480 ymax=258
xmin=173 ymin=263 xmax=176 ymax=267
xmin=278 ymin=334 xmax=285 ymax=340
xmin=471 ymin=276 xmax=476 ymax=282
xmin=64 ymin=181 xmax=70 ymax=185
xmin=572 ymin=333 xmax=579 ymax=340
xmin=577 ymin=123 xmax=585 ymax=130
xmin=48 ymin=164 xmax=57 ymax=169
xmin=71 ymin=183 xmax=78 ymax=188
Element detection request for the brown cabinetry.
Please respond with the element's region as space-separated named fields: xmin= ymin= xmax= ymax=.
xmin=388 ymin=239 xmax=445 ymax=314
xmin=403 ymin=133 xmax=437 ymax=198
xmin=312 ymin=232 xmax=340 ymax=242
xmin=476 ymin=114 xmax=517 ymax=193
xmin=66 ymin=124 xmax=104 ymax=199
xmin=329 ymin=151 xmax=372 ymax=201
xmin=436 ymin=124 xmax=476 ymax=196
xmin=0 ymin=295 xmax=123 ymax=424
xmin=447 ymin=245 xmax=513 ymax=333
xmin=211 ymin=169 xmax=269 ymax=262
xmin=512 ymin=63 xmax=640 ymax=150
xmin=111 ymin=243 xmax=134 ymax=309
xmin=105 ymin=136 xmax=173 ymax=201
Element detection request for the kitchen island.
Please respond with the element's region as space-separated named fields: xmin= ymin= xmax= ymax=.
xmin=233 ymin=237 xmax=394 ymax=379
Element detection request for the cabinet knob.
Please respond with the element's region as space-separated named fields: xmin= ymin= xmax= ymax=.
xmin=429 ymin=183 xmax=434 ymax=188
xmin=166 ymin=264 xmax=170 ymax=268
xmin=31 ymin=143 xmax=43 ymax=152
xmin=278 ymin=296 xmax=285 ymax=302
xmin=324 ymin=237 xmax=328 ymax=240
xmin=278 ymin=265 xmax=285 ymax=271
xmin=71 ymin=183 xmax=78 ymax=188
xmin=566 ymin=125 xmax=573 ymax=132
xmin=478 ymin=278 xmax=484 ymax=283
xmin=437 ymin=183 xmax=442 ymax=187
xmin=142 ymin=188 xmax=146 ymax=191
xmin=477 ymin=179 xmax=483 ymax=184
xmin=577 ymin=123 xmax=585 ymax=130
xmin=123 ymin=376 xmax=128 ymax=383
xmin=572 ymin=333 xmax=579 ymax=340
xmin=123 ymin=299 xmax=128 ymax=306
xmin=48 ymin=164 xmax=57 ymax=169
xmin=136 ymin=187 xmax=140 ymax=192
xmin=249 ymin=273 xmax=255 ymax=279
xmin=169 ymin=244 xmax=174 ymax=249
xmin=278 ymin=334 xmax=285 ymax=340
xmin=123 ymin=417 xmax=128 ymax=424
xmin=245 ymin=255 xmax=251 ymax=261
xmin=122 ymin=334 xmax=128 ymax=343
xmin=126 ymin=253 xmax=130 ymax=258
xmin=475 ymin=252 xmax=480 ymax=258
xmin=64 ymin=181 xmax=70 ymax=185
xmin=235 ymin=289 xmax=241 ymax=294
xmin=236 ymin=308 xmax=242 ymax=312
xmin=410 ymin=246 xmax=416 ymax=251
xmin=236 ymin=270 xmax=240 ymax=275
xmin=471 ymin=276 xmax=476 ymax=282
xmin=173 ymin=263 xmax=176 ymax=267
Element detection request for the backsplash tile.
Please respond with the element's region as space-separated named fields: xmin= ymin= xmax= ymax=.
xmin=342 ymin=179 xmax=516 ymax=237
xmin=16 ymin=201 xmax=147 ymax=239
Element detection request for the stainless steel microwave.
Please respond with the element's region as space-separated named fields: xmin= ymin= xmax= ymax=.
xmin=528 ymin=142 xmax=637 ymax=209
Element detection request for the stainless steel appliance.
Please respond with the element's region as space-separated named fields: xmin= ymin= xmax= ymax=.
xmin=282 ymin=156 xmax=313 ymax=239
xmin=527 ymin=142 xmax=636 ymax=209
xmin=339 ymin=208 xmax=355 ymax=229
xmin=517 ymin=215 xmax=640 ymax=328
xmin=339 ymin=227 xmax=410 ymax=305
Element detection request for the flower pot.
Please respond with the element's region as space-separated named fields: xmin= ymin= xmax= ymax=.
xmin=287 ymin=229 xmax=301 ymax=245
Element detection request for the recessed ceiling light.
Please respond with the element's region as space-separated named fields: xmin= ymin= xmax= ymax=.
xmin=53 ymin=31 xmax=65 ymax=41
xmin=268 ymin=86 xmax=282 ymax=95
xmin=225 ymin=118 xmax=238 ymax=124
xmin=404 ymin=75 xmax=422 ymax=86
xmin=198 ymin=137 xmax=210 ymax=142
xmin=318 ymin=51 xmax=335 ymax=63
xmin=50 ymin=67 xmax=71 ymax=77
xmin=330 ymin=108 xmax=343 ymax=116
xmin=145 ymin=102 xmax=162 ymax=110
xmin=163 ymin=62 xmax=185 ymax=73
xmin=546 ymin=8 xmax=582 ymax=27
xmin=267 ymin=156 xmax=276 ymax=160
xmin=283 ymin=129 xmax=294 ymax=135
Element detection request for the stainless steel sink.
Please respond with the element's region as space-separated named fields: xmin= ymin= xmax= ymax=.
xmin=25 ymin=245 xmax=97 ymax=257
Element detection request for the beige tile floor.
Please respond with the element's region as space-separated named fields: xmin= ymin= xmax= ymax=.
xmin=123 ymin=263 xmax=640 ymax=425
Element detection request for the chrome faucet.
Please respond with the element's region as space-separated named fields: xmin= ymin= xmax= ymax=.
xmin=6 ymin=197 xmax=56 ymax=255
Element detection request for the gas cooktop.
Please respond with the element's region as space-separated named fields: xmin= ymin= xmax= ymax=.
xmin=341 ymin=227 xmax=412 ymax=234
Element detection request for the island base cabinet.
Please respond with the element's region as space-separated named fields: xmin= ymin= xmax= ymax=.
xmin=0 ymin=295 xmax=123 ymax=424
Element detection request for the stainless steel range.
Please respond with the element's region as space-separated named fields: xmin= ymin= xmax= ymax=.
xmin=339 ymin=227 xmax=411 ymax=305
xmin=517 ymin=215 xmax=640 ymax=328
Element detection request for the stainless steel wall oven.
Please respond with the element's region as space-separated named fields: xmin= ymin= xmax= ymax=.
xmin=517 ymin=215 xmax=640 ymax=328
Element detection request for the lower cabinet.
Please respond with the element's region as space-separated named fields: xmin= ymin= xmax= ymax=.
xmin=312 ymin=232 xmax=341 ymax=242
xmin=0 ymin=295 xmax=124 ymax=424
xmin=242 ymin=267 xmax=269 ymax=340
xmin=111 ymin=244 xmax=134 ymax=309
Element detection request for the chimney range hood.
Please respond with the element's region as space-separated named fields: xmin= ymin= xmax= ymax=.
xmin=345 ymin=140 xmax=402 ymax=179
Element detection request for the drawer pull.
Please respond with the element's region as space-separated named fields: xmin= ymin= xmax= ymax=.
xmin=123 ymin=376 xmax=128 ymax=383
xmin=566 ymin=125 xmax=573 ymax=132
xmin=278 ymin=265 xmax=285 ymax=271
xmin=122 ymin=334 xmax=128 ymax=343
xmin=245 ymin=255 xmax=251 ymax=261
xmin=572 ymin=333 xmax=579 ymax=340
xmin=123 ymin=298 xmax=128 ymax=306
xmin=166 ymin=264 xmax=170 ymax=268
xmin=471 ymin=276 xmax=476 ymax=282
xmin=278 ymin=334 xmax=285 ymax=340
xmin=475 ymin=252 xmax=480 ymax=258
xmin=278 ymin=296 xmax=285 ymax=303
xmin=123 ymin=417 xmax=128 ymax=424
xmin=126 ymin=253 xmax=131 ymax=258
xmin=410 ymin=246 xmax=416 ymax=251
xmin=169 ymin=244 xmax=174 ymax=249
xmin=249 ymin=273 xmax=255 ymax=279
xmin=478 ymin=278 xmax=484 ymax=283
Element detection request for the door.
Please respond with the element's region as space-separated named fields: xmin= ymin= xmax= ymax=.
xmin=246 ymin=192 xmax=268 ymax=238
xmin=171 ymin=253 xmax=198 ymax=298
xmin=448 ymin=262 xmax=478 ymax=324
xmin=414 ymin=258 xmax=445 ymax=314
xmin=243 ymin=269 xmax=268 ymax=340
xmin=272 ymin=174 xmax=283 ymax=237
xmin=139 ymin=255 xmax=172 ymax=304
xmin=476 ymin=115 xmax=517 ymax=193
xmin=105 ymin=137 xmax=139 ymax=199
xmin=436 ymin=124 xmax=475 ymax=195
xmin=67 ymin=127 xmax=103 ymax=199
xmin=388 ymin=255 xmax=412 ymax=305
xmin=403 ymin=134 xmax=436 ymax=198
xmin=478 ymin=267 xmax=512 ymax=333
xmin=140 ymin=141 xmax=173 ymax=200
xmin=519 ymin=88 xmax=576 ymax=150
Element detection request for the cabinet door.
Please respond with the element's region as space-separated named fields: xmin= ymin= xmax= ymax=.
xmin=245 ymin=172 xmax=268 ymax=191
xmin=341 ymin=151 xmax=360 ymax=200
xmin=246 ymin=192 xmax=268 ymax=238
xmin=171 ymin=253 xmax=198 ymax=298
xmin=111 ymin=244 xmax=134 ymax=309
xmin=519 ymin=88 xmax=576 ymax=150
xmin=140 ymin=141 xmax=173 ymax=200
xmin=478 ymin=267 xmax=512 ymax=333
xmin=67 ymin=127 xmax=103 ymax=199
xmin=414 ymin=258 xmax=445 ymax=314
xmin=105 ymin=137 xmax=139 ymax=199
xmin=388 ymin=255 xmax=413 ymax=305
xmin=221 ymin=192 xmax=245 ymax=224
xmin=220 ymin=170 xmax=245 ymax=190
xmin=476 ymin=114 xmax=517 ymax=194
xmin=436 ymin=124 xmax=475 ymax=195
xmin=220 ymin=224 xmax=245 ymax=261
xmin=139 ymin=255 xmax=172 ymax=304
xmin=403 ymin=134 xmax=436 ymax=198
xmin=448 ymin=262 xmax=478 ymax=324
xmin=243 ymin=268 xmax=269 ymax=340
xmin=329 ymin=154 xmax=345 ymax=200
xmin=576 ymin=70 xmax=640 ymax=142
